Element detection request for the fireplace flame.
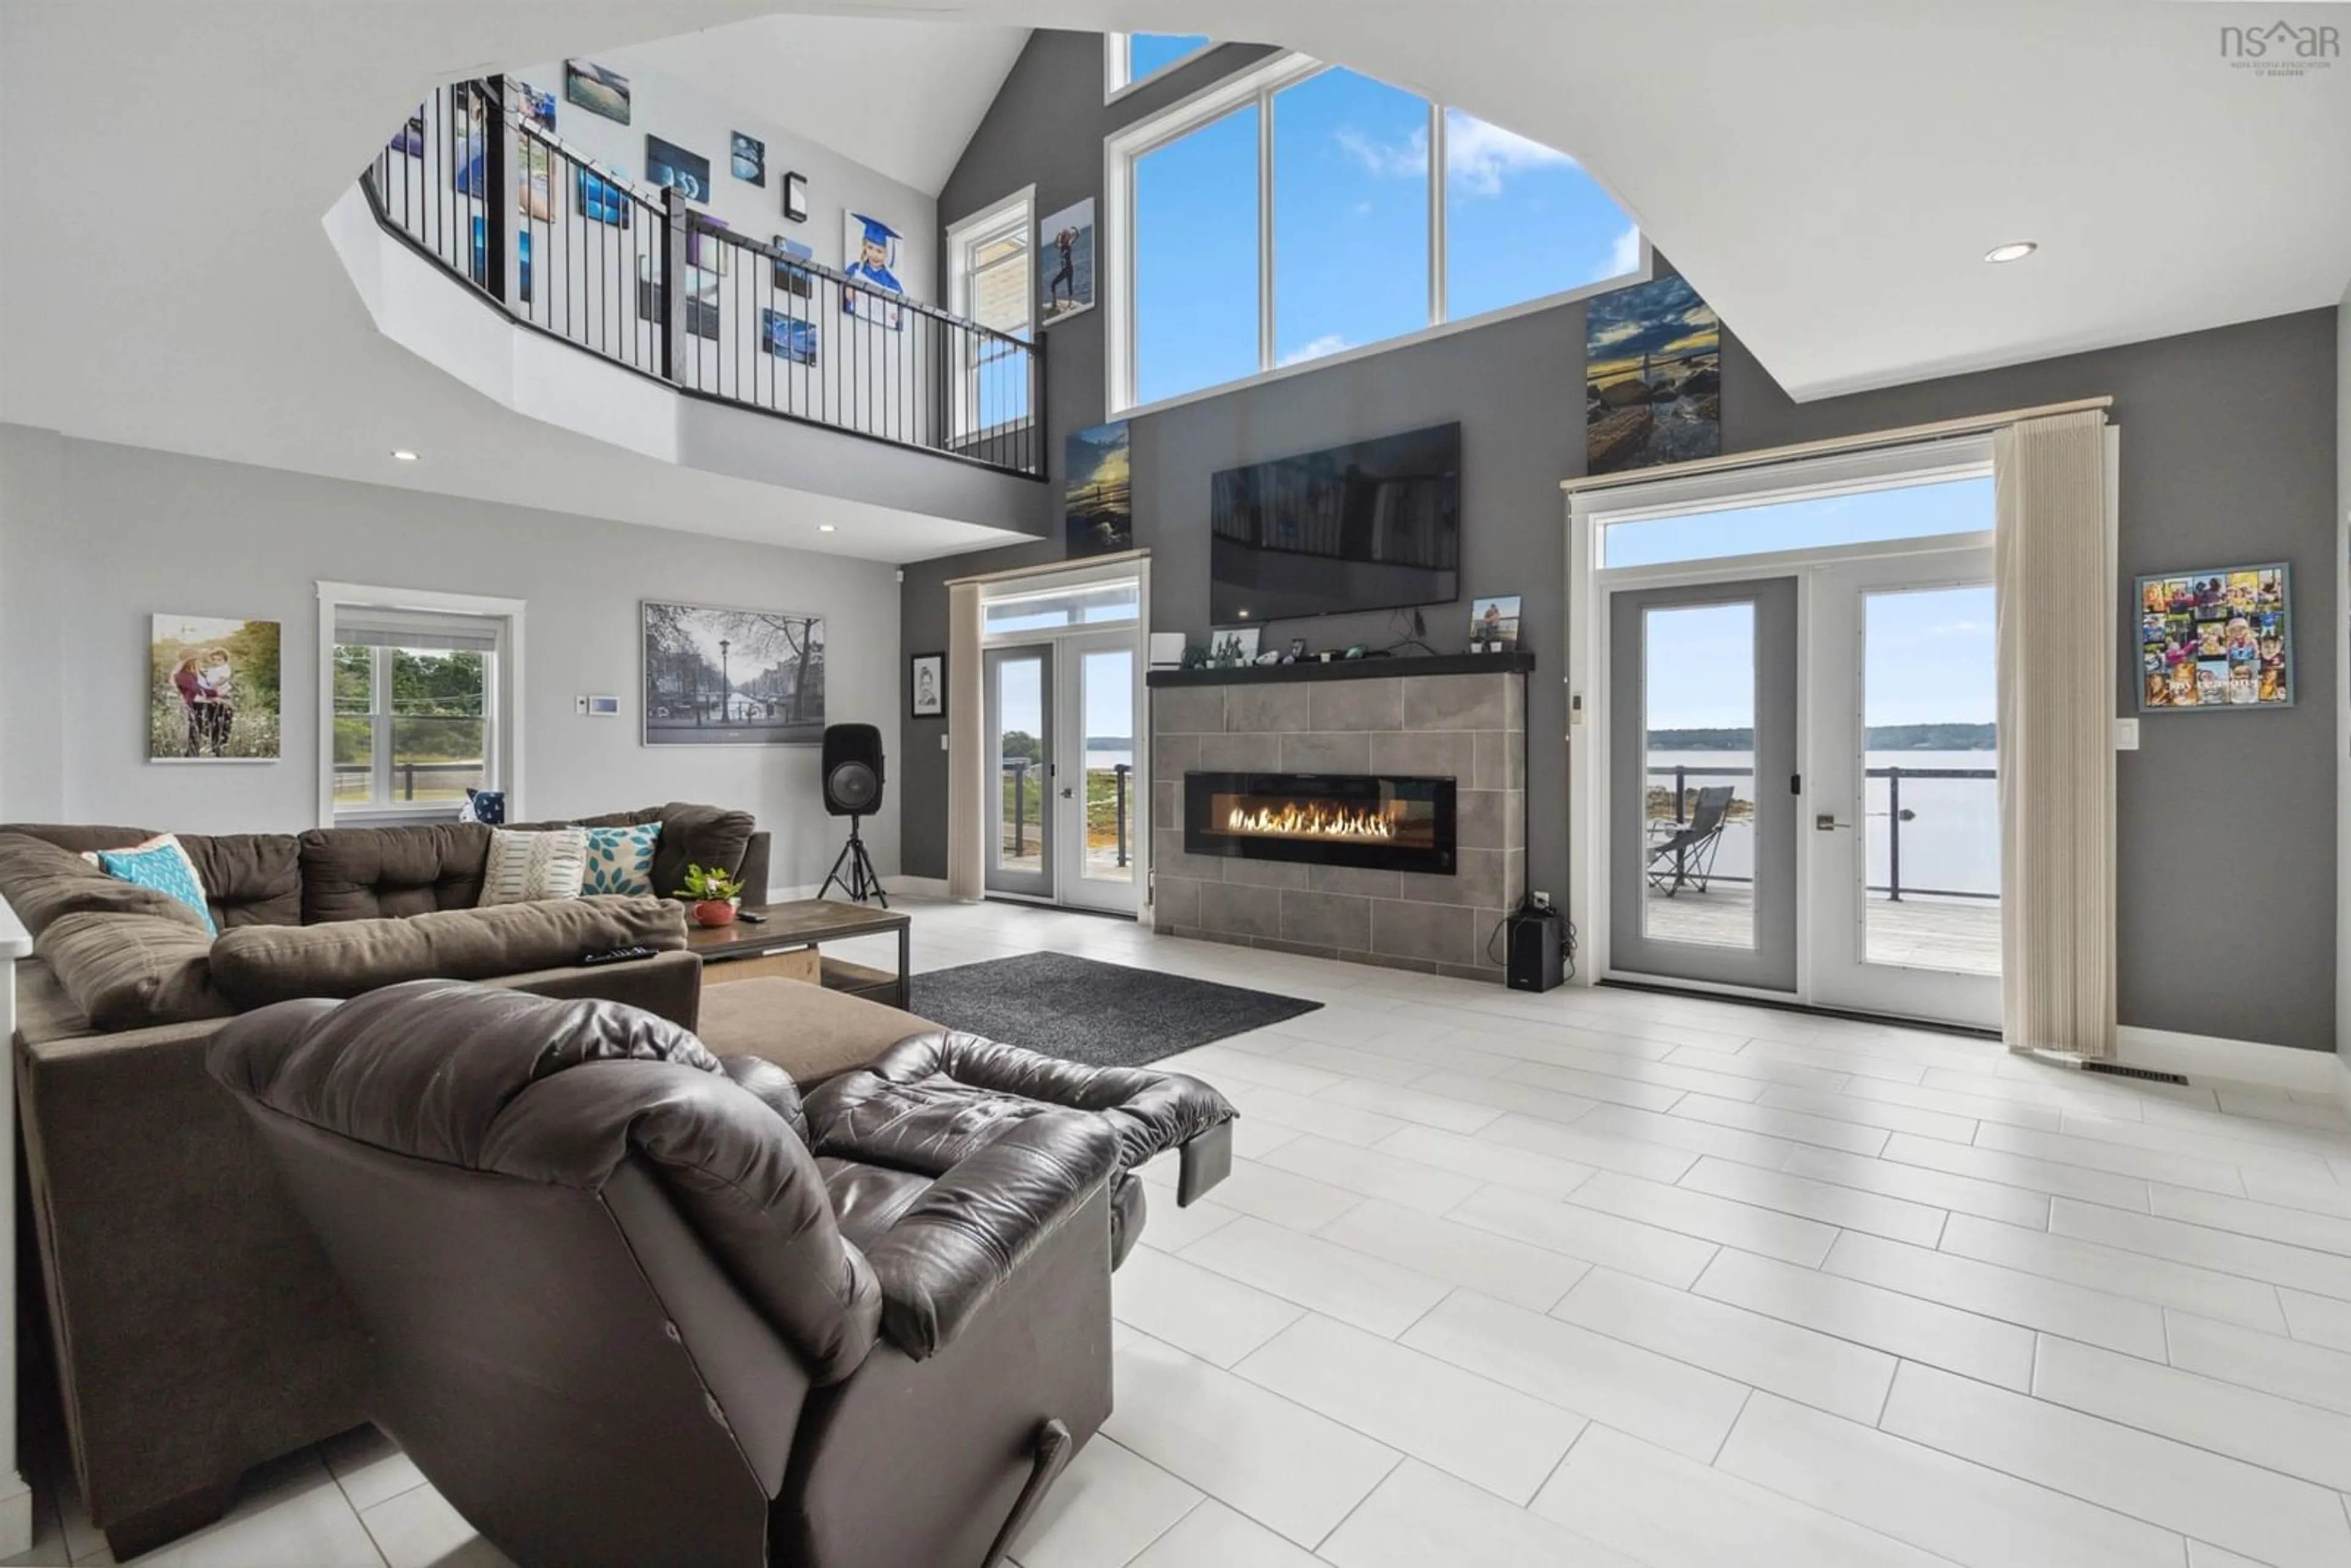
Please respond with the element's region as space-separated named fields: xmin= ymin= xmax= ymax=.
xmin=1225 ymin=802 xmax=1398 ymax=842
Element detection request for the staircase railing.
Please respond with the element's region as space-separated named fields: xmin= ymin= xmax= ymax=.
xmin=361 ymin=79 xmax=1045 ymax=479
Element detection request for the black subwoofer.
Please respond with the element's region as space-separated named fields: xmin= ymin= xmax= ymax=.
xmin=822 ymin=723 xmax=885 ymax=817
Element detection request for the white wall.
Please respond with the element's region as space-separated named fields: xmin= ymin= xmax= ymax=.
xmin=514 ymin=53 xmax=934 ymax=299
xmin=0 ymin=425 xmax=901 ymax=893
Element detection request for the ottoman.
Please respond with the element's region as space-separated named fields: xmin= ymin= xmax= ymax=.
xmin=692 ymin=975 xmax=941 ymax=1085
xmin=803 ymin=1030 xmax=1237 ymax=1266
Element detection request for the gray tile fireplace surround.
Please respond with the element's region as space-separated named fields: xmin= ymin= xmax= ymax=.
xmin=1149 ymin=659 xmax=1528 ymax=981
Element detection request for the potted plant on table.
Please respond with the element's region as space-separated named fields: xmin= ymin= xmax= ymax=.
xmin=675 ymin=863 xmax=746 ymax=929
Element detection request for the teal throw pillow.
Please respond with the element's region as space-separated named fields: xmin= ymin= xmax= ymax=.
xmin=582 ymin=823 xmax=661 ymax=896
xmin=94 ymin=834 xmax=219 ymax=937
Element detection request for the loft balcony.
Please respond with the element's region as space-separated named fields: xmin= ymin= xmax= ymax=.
xmin=328 ymin=78 xmax=1046 ymax=543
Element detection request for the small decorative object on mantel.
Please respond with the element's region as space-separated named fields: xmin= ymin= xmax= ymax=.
xmin=909 ymin=651 xmax=945 ymax=718
xmin=1211 ymin=626 xmax=1260 ymax=666
xmin=1471 ymin=595 xmax=1523 ymax=655
xmin=677 ymin=863 xmax=746 ymax=928
xmin=782 ymin=171 xmax=809 ymax=223
xmin=2136 ymin=564 xmax=2292 ymax=710
xmin=1180 ymin=643 xmax=1210 ymax=670
xmin=1149 ymin=632 xmax=1188 ymax=669
xmin=1285 ymin=637 xmax=1308 ymax=664
xmin=1585 ymin=272 xmax=1722 ymax=475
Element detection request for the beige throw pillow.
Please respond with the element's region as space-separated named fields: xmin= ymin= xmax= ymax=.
xmin=480 ymin=827 xmax=589 ymax=906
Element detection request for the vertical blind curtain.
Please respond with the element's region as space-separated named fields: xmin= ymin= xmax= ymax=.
xmin=1994 ymin=409 xmax=2117 ymax=1057
xmin=946 ymin=583 xmax=985 ymax=901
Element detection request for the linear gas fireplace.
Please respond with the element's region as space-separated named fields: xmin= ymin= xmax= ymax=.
xmin=1184 ymin=771 xmax=1457 ymax=875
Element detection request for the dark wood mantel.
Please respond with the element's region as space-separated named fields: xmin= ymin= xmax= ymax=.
xmin=1146 ymin=651 xmax=1534 ymax=688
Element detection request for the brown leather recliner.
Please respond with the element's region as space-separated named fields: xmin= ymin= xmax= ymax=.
xmin=204 ymin=980 xmax=1119 ymax=1568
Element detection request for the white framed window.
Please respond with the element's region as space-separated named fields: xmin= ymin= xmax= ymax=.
xmin=1104 ymin=53 xmax=1648 ymax=416
xmin=1104 ymin=33 xmax=1214 ymax=102
xmin=945 ymin=187 xmax=1036 ymax=441
xmin=317 ymin=583 xmax=525 ymax=823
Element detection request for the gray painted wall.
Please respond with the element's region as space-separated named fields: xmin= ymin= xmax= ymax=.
xmin=907 ymin=30 xmax=2342 ymax=1051
xmin=2340 ymin=281 xmax=2350 ymax=1072
xmin=0 ymin=426 xmax=901 ymax=895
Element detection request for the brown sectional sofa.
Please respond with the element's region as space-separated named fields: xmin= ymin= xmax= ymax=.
xmin=0 ymin=805 xmax=771 ymax=1558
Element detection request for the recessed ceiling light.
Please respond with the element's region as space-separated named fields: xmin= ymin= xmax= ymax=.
xmin=390 ymin=449 xmax=419 ymax=461
xmin=818 ymin=523 xmax=837 ymax=533
xmin=1983 ymin=241 xmax=2038 ymax=264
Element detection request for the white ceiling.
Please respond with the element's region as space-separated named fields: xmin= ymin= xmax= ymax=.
xmin=609 ymin=16 xmax=1031 ymax=195
xmin=2 ymin=0 xmax=2345 ymax=566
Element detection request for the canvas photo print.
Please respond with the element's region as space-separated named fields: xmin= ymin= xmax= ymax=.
xmin=760 ymin=307 xmax=819 ymax=366
xmin=1586 ymin=274 xmax=1722 ymax=475
xmin=731 ymin=132 xmax=765 ymax=186
xmin=2137 ymin=565 xmax=2291 ymax=710
xmin=1471 ymin=595 xmax=1522 ymax=653
xmin=151 ymin=614 xmax=280 ymax=762
xmin=1038 ymin=197 xmax=1096 ymax=323
xmin=645 ymin=135 xmax=711 ymax=202
xmin=771 ymin=234 xmax=815 ymax=299
xmin=1065 ymin=421 xmax=1132 ymax=558
xmin=842 ymin=211 xmax=906 ymax=329
xmin=564 ymin=59 xmax=631 ymax=125
xmin=577 ymin=165 xmax=632 ymax=227
xmin=643 ymin=601 xmax=825 ymax=745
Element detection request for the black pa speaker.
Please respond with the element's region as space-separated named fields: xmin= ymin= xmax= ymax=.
xmin=822 ymin=723 xmax=885 ymax=817
xmin=1506 ymin=906 xmax=1564 ymax=993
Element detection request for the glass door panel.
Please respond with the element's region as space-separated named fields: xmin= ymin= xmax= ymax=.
xmin=1806 ymin=555 xmax=2000 ymax=1026
xmin=1061 ymin=640 xmax=1138 ymax=911
xmin=984 ymin=645 xmax=1053 ymax=898
xmin=1608 ymin=576 xmax=1798 ymax=992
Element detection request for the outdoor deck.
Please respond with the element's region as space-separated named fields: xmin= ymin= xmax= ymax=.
xmin=1643 ymin=884 xmax=2001 ymax=975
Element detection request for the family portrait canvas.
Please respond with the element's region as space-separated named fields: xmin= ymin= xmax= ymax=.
xmin=563 ymin=59 xmax=631 ymax=124
xmin=1471 ymin=595 xmax=1522 ymax=654
xmin=643 ymin=601 xmax=826 ymax=746
xmin=151 ymin=615 xmax=281 ymax=762
xmin=1065 ymin=421 xmax=1132 ymax=558
xmin=1586 ymin=274 xmax=1722 ymax=475
xmin=1038 ymin=197 xmax=1096 ymax=323
xmin=2137 ymin=565 xmax=2292 ymax=710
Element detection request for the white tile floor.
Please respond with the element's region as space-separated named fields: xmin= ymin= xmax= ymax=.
xmin=18 ymin=895 xmax=2351 ymax=1567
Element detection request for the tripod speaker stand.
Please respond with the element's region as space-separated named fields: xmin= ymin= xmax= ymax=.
xmin=818 ymin=723 xmax=889 ymax=907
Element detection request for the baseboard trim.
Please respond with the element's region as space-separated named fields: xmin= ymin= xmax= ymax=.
xmin=760 ymin=875 xmax=948 ymax=904
xmin=2112 ymin=1025 xmax=2339 ymax=1093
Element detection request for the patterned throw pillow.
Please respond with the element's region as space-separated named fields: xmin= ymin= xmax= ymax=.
xmin=460 ymin=788 xmax=507 ymax=825
xmin=89 ymin=834 xmax=218 ymax=936
xmin=581 ymin=823 xmax=661 ymax=896
xmin=479 ymin=827 xmax=589 ymax=906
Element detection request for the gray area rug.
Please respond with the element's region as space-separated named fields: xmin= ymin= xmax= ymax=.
xmin=907 ymin=951 xmax=1324 ymax=1069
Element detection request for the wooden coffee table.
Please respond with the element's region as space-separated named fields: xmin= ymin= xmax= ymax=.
xmin=686 ymin=899 xmax=912 ymax=1010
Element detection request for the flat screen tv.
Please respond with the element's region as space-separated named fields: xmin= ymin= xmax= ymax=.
xmin=1209 ymin=422 xmax=1461 ymax=625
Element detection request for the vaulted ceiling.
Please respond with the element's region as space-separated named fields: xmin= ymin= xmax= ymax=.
xmin=2 ymin=1 xmax=2344 ymax=561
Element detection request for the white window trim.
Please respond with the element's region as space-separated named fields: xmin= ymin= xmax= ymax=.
xmin=1103 ymin=33 xmax=1216 ymax=104
xmin=1103 ymin=51 xmax=1652 ymax=419
xmin=945 ymin=185 xmax=1037 ymax=444
xmin=316 ymin=580 xmax=527 ymax=827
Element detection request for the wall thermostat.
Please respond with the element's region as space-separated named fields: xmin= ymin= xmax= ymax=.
xmin=577 ymin=694 xmax=621 ymax=717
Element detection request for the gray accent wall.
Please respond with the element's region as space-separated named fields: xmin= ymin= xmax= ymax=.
xmin=909 ymin=29 xmax=2343 ymax=1051
xmin=0 ymin=426 xmax=902 ymax=896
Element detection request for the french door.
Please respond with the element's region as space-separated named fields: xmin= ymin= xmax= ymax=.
xmin=981 ymin=630 xmax=1142 ymax=913
xmin=1805 ymin=549 xmax=2000 ymax=1026
xmin=1600 ymin=546 xmax=2001 ymax=1027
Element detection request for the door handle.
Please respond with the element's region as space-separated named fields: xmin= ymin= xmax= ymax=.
xmin=1814 ymin=814 xmax=1849 ymax=831
xmin=1060 ymin=786 xmax=1075 ymax=800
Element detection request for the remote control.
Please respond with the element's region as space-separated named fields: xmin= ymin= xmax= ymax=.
xmin=579 ymin=944 xmax=658 ymax=967
xmin=736 ymin=910 xmax=767 ymax=923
